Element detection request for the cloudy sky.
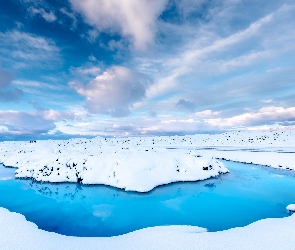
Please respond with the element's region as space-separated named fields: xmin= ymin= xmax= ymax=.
xmin=0 ymin=0 xmax=295 ymax=140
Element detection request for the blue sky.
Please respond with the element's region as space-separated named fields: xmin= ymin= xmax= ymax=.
xmin=0 ymin=0 xmax=295 ymax=140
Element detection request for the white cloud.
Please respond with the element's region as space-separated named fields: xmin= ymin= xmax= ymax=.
xmin=138 ymin=3 xmax=295 ymax=102
xmin=261 ymin=99 xmax=274 ymax=103
xmin=29 ymin=7 xmax=57 ymax=22
xmin=69 ymin=66 xmax=150 ymax=116
xmin=69 ymin=0 xmax=168 ymax=50
xmin=148 ymin=119 xmax=201 ymax=133
xmin=88 ymin=55 xmax=97 ymax=62
xmin=43 ymin=109 xmax=74 ymax=121
xmin=0 ymin=30 xmax=60 ymax=69
xmin=195 ymin=110 xmax=220 ymax=117
xmin=73 ymin=66 xmax=101 ymax=76
xmin=0 ymin=109 xmax=75 ymax=135
xmin=206 ymin=106 xmax=295 ymax=127
xmin=0 ymin=110 xmax=55 ymax=135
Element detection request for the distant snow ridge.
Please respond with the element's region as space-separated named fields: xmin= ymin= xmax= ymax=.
xmin=0 ymin=137 xmax=228 ymax=192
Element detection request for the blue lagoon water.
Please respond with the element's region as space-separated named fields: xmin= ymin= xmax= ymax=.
xmin=0 ymin=161 xmax=295 ymax=237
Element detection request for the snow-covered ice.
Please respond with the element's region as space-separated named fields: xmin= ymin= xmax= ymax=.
xmin=1 ymin=207 xmax=295 ymax=250
xmin=287 ymin=204 xmax=295 ymax=212
xmin=0 ymin=130 xmax=295 ymax=248
xmin=0 ymin=130 xmax=294 ymax=191
xmin=0 ymin=137 xmax=228 ymax=192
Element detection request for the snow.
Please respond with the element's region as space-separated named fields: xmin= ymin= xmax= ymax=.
xmin=1 ymin=130 xmax=295 ymax=248
xmin=0 ymin=138 xmax=228 ymax=192
xmin=0 ymin=130 xmax=294 ymax=191
xmin=1 ymin=207 xmax=295 ymax=250
xmin=287 ymin=204 xmax=295 ymax=212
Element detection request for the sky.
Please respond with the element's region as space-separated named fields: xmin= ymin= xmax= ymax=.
xmin=0 ymin=0 xmax=295 ymax=140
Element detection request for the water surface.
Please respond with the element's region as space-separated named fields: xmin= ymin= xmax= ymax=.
xmin=0 ymin=161 xmax=294 ymax=237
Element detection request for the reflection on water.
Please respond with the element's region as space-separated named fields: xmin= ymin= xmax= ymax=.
xmin=0 ymin=161 xmax=295 ymax=237
xmin=0 ymin=165 xmax=15 ymax=180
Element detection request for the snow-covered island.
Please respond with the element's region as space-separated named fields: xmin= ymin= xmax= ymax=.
xmin=0 ymin=130 xmax=295 ymax=192
xmin=0 ymin=137 xmax=228 ymax=192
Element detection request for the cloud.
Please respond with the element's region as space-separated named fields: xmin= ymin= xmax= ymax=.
xmin=29 ymin=100 xmax=46 ymax=111
xmin=72 ymin=66 xmax=101 ymax=77
xmin=0 ymin=108 xmax=75 ymax=136
xmin=139 ymin=3 xmax=295 ymax=105
xmin=176 ymin=99 xmax=196 ymax=112
xmin=206 ymin=106 xmax=295 ymax=127
xmin=88 ymin=55 xmax=97 ymax=62
xmin=29 ymin=7 xmax=57 ymax=22
xmin=261 ymin=99 xmax=274 ymax=104
xmin=0 ymin=65 xmax=23 ymax=102
xmin=0 ymin=30 xmax=61 ymax=69
xmin=195 ymin=110 xmax=220 ymax=117
xmin=70 ymin=66 xmax=150 ymax=117
xmin=69 ymin=0 xmax=168 ymax=49
xmin=60 ymin=7 xmax=77 ymax=29
xmin=29 ymin=100 xmax=75 ymax=121
xmin=0 ymin=110 xmax=56 ymax=135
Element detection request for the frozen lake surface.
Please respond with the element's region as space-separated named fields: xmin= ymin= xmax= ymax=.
xmin=0 ymin=161 xmax=294 ymax=237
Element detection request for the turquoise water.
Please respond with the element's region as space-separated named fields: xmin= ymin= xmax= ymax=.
xmin=0 ymin=161 xmax=295 ymax=237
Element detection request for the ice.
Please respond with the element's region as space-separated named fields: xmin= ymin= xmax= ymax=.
xmin=0 ymin=130 xmax=295 ymax=191
xmin=286 ymin=204 xmax=295 ymax=212
xmin=0 ymin=138 xmax=228 ymax=192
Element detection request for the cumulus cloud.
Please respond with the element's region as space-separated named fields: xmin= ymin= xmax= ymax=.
xmin=206 ymin=106 xmax=295 ymax=127
xmin=70 ymin=66 xmax=150 ymax=117
xmin=69 ymin=0 xmax=167 ymax=49
xmin=0 ymin=65 xmax=23 ymax=102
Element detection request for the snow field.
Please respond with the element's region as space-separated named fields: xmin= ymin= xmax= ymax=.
xmin=0 ymin=130 xmax=294 ymax=191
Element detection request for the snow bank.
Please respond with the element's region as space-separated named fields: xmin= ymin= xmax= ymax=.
xmin=1 ymin=207 xmax=295 ymax=250
xmin=0 ymin=138 xmax=228 ymax=192
xmin=287 ymin=204 xmax=295 ymax=212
